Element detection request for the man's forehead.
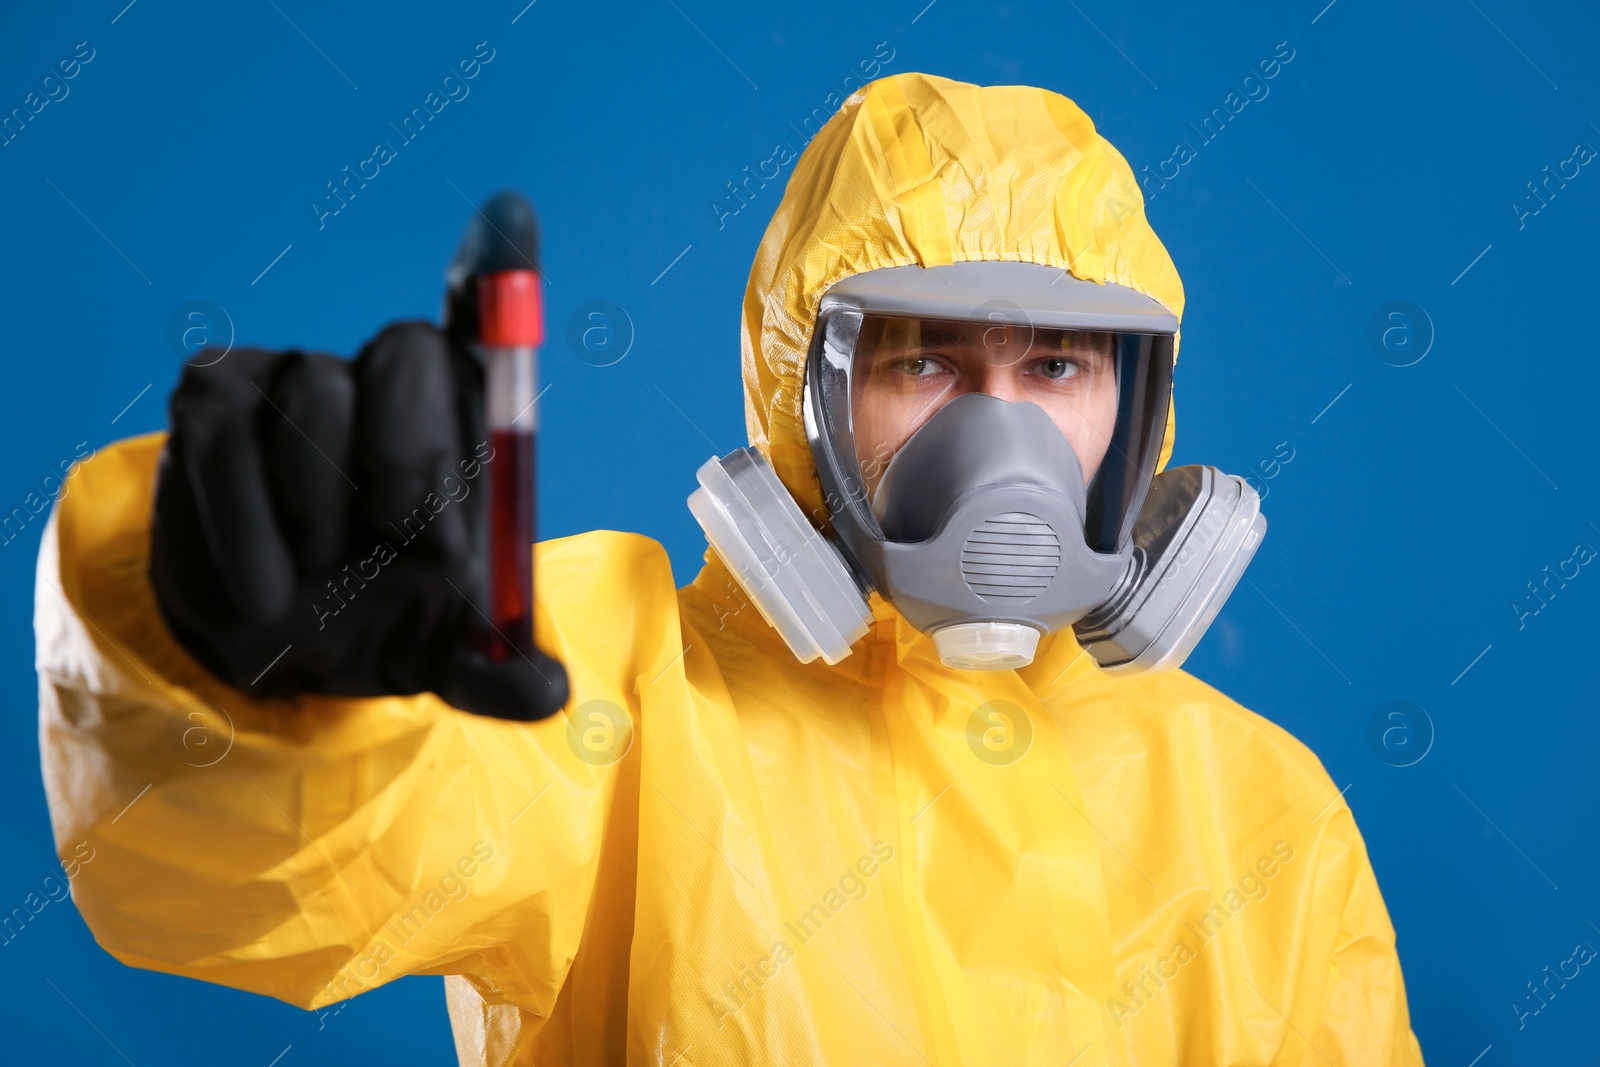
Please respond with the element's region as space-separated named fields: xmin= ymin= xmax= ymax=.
xmin=877 ymin=317 xmax=1114 ymax=351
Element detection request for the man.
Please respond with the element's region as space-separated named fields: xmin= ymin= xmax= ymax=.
xmin=36 ymin=72 xmax=1425 ymax=1065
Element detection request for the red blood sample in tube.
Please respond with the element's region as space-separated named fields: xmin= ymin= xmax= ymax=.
xmin=476 ymin=270 xmax=542 ymax=660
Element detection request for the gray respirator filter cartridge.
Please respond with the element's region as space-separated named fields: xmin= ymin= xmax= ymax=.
xmin=1072 ymin=465 xmax=1265 ymax=674
xmin=688 ymin=449 xmax=873 ymax=665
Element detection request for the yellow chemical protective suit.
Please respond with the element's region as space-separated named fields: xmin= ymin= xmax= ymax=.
xmin=37 ymin=73 xmax=1425 ymax=1066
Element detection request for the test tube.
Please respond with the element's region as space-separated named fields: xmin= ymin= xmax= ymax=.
xmin=476 ymin=268 xmax=541 ymax=660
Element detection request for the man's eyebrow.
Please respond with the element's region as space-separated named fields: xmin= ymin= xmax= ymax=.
xmin=913 ymin=319 xmax=966 ymax=344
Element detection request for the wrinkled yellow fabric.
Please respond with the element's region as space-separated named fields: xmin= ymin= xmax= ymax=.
xmin=37 ymin=72 xmax=1424 ymax=1066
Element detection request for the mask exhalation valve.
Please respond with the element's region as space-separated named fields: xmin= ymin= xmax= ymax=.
xmin=931 ymin=621 xmax=1042 ymax=670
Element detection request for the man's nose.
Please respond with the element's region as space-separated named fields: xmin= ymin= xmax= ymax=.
xmin=968 ymin=326 xmax=1032 ymax=401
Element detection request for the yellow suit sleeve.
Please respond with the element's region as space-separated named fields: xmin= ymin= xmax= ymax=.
xmin=35 ymin=433 xmax=667 ymax=1016
xmin=1304 ymin=810 xmax=1427 ymax=1066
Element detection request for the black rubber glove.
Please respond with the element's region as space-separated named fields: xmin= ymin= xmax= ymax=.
xmin=150 ymin=196 xmax=568 ymax=721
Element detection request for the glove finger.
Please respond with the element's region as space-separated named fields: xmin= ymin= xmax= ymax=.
xmin=353 ymin=322 xmax=471 ymax=561
xmin=168 ymin=349 xmax=297 ymax=623
xmin=151 ymin=444 xmax=238 ymax=674
xmin=260 ymin=351 xmax=356 ymax=574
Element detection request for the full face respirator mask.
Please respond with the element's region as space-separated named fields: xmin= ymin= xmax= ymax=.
xmin=687 ymin=261 xmax=1265 ymax=673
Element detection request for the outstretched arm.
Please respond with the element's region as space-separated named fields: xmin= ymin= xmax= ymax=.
xmin=37 ymin=433 xmax=667 ymax=1013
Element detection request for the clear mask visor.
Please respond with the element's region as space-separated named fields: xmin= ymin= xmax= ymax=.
xmin=810 ymin=310 xmax=1173 ymax=553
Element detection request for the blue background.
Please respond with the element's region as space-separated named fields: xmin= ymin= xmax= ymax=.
xmin=2 ymin=0 xmax=1596 ymax=1062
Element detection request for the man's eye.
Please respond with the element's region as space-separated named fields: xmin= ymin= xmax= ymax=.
xmin=893 ymin=357 xmax=943 ymax=377
xmin=1036 ymin=357 xmax=1081 ymax=380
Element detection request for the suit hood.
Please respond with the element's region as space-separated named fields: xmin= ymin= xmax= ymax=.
xmin=739 ymin=71 xmax=1185 ymax=522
